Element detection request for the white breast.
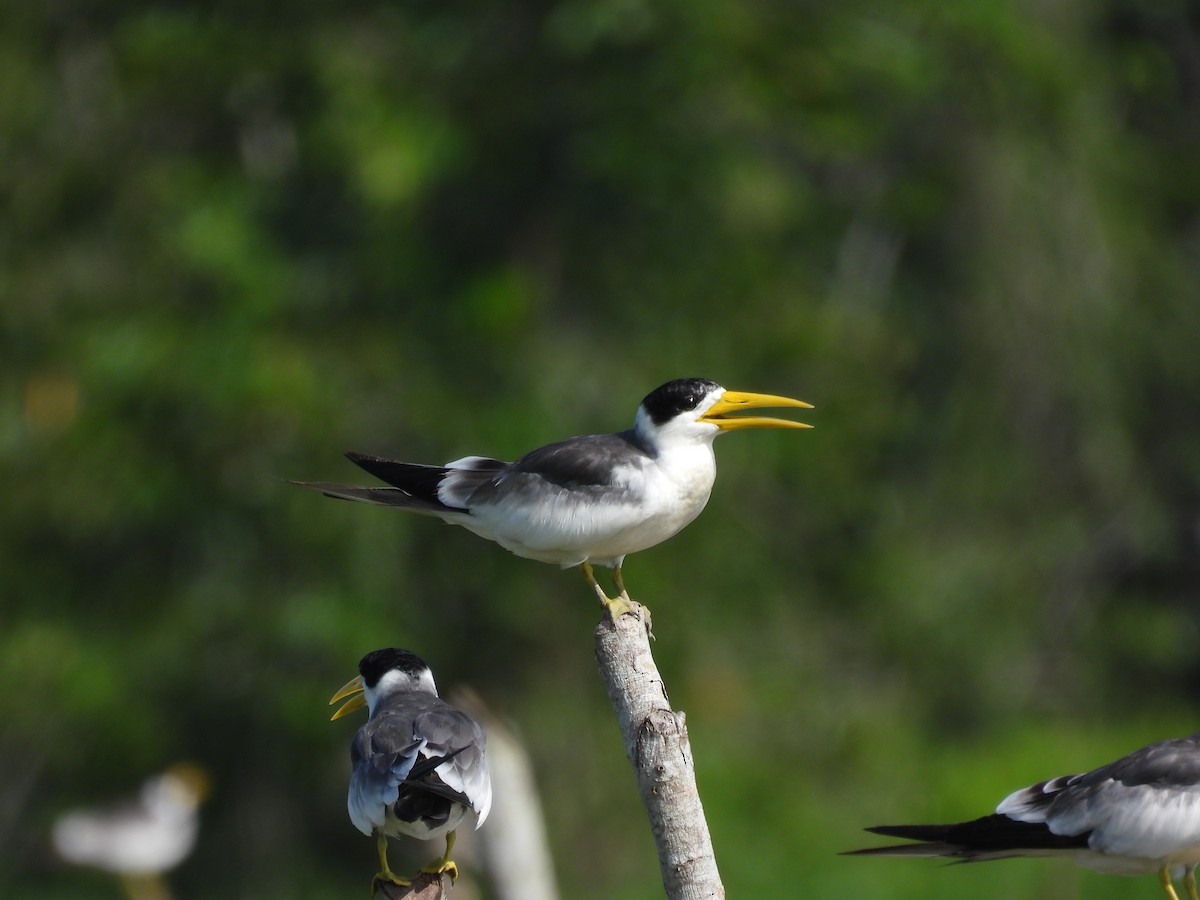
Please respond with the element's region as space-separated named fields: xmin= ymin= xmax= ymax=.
xmin=459 ymin=442 xmax=718 ymax=568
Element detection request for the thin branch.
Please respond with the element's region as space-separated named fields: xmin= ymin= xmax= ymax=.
xmin=594 ymin=601 xmax=725 ymax=899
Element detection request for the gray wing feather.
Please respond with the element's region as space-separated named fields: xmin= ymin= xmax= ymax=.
xmin=413 ymin=708 xmax=492 ymax=825
xmin=348 ymin=731 xmax=424 ymax=835
xmin=449 ymin=432 xmax=650 ymax=512
xmin=996 ymin=774 xmax=1078 ymax=823
xmin=995 ymin=734 xmax=1200 ymax=854
xmin=510 ymin=433 xmax=641 ymax=487
xmin=349 ymin=696 xmax=492 ymax=836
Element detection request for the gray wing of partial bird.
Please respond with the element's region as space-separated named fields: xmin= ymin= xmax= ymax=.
xmin=998 ymin=733 xmax=1200 ymax=857
xmin=348 ymin=696 xmax=492 ymax=836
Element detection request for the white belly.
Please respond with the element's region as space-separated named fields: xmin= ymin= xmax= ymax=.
xmin=452 ymin=446 xmax=718 ymax=567
xmin=381 ymin=802 xmax=470 ymax=841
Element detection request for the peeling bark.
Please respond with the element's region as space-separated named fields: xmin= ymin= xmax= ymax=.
xmin=594 ymin=601 xmax=725 ymax=899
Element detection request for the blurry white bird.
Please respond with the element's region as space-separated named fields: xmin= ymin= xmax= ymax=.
xmin=52 ymin=763 xmax=209 ymax=900
xmin=330 ymin=648 xmax=491 ymax=891
xmin=295 ymin=377 xmax=812 ymax=606
xmin=847 ymin=733 xmax=1200 ymax=900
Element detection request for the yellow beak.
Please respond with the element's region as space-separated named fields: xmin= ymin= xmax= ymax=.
xmin=329 ymin=675 xmax=367 ymax=721
xmin=699 ymin=390 xmax=814 ymax=431
xmin=165 ymin=762 xmax=212 ymax=803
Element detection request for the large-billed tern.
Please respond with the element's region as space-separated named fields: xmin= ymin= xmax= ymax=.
xmin=847 ymin=732 xmax=1200 ymax=900
xmin=52 ymin=763 xmax=210 ymax=900
xmin=330 ymin=648 xmax=491 ymax=892
xmin=296 ymin=377 xmax=812 ymax=605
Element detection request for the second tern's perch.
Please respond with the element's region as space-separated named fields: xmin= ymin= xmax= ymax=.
xmin=295 ymin=377 xmax=812 ymax=606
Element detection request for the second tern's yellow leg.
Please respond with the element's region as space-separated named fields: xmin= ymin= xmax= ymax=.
xmin=371 ymin=832 xmax=412 ymax=894
xmin=419 ymin=830 xmax=460 ymax=882
xmin=1160 ymin=866 xmax=1182 ymax=900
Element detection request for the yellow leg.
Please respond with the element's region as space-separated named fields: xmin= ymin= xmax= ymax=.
xmin=1185 ymin=866 xmax=1198 ymax=900
xmin=582 ymin=561 xmax=612 ymax=605
xmin=612 ymin=564 xmax=630 ymax=601
xmin=118 ymin=874 xmax=171 ymax=900
xmin=582 ymin=562 xmax=638 ymax=619
xmin=419 ymin=830 xmax=460 ymax=882
xmin=1160 ymin=866 xmax=1182 ymax=900
xmin=582 ymin=562 xmax=653 ymax=637
xmin=618 ymin=562 xmax=654 ymax=637
xmin=371 ymin=832 xmax=411 ymax=894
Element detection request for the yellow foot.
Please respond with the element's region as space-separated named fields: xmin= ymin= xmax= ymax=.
xmin=603 ymin=593 xmax=635 ymax=618
xmin=371 ymin=872 xmax=412 ymax=895
xmin=602 ymin=594 xmax=655 ymax=640
xmin=419 ymin=858 xmax=460 ymax=882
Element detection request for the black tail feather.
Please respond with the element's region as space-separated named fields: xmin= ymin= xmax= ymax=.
xmin=850 ymin=814 xmax=1090 ymax=856
xmin=406 ymin=746 xmax=467 ymax=782
xmin=345 ymin=452 xmax=451 ymax=500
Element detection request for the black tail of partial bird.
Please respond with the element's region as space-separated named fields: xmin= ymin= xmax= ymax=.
xmin=844 ymin=815 xmax=1091 ymax=861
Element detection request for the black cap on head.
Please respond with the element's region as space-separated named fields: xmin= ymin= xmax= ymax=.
xmin=640 ymin=378 xmax=721 ymax=426
xmin=357 ymin=648 xmax=430 ymax=688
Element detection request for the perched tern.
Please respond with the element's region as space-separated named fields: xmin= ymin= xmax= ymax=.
xmin=295 ymin=377 xmax=812 ymax=606
xmin=847 ymin=732 xmax=1200 ymax=900
xmin=51 ymin=763 xmax=209 ymax=900
xmin=330 ymin=648 xmax=491 ymax=891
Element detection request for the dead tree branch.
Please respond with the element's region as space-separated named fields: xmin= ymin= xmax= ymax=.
xmin=375 ymin=873 xmax=448 ymax=900
xmin=594 ymin=601 xmax=725 ymax=899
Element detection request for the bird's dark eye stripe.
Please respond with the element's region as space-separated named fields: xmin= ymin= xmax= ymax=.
xmin=639 ymin=378 xmax=720 ymax=425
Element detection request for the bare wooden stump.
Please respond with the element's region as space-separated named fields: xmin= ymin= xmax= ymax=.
xmin=594 ymin=600 xmax=725 ymax=899
xmin=374 ymin=873 xmax=448 ymax=900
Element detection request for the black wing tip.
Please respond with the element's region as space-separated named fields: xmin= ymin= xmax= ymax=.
xmin=840 ymin=845 xmax=921 ymax=857
xmin=854 ymin=816 xmax=1091 ymax=856
xmin=289 ymin=479 xmax=348 ymax=494
xmin=288 ymin=478 xmax=329 ymax=492
xmin=864 ymin=823 xmax=944 ymax=839
xmin=842 ymin=828 xmax=966 ymax=861
xmin=840 ymin=825 xmax=925 ymax=857
xmin=345 ymin=450 xmax=388 ymax=465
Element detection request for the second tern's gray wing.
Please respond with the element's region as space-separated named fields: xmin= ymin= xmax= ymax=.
xmin=347 ymin=730 xmax=424 ymax=836
xmin=413 ymin=706 xmax=492 ymax=825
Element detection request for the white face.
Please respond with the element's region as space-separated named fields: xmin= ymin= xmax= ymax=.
xmin=690 ymin=387 xmax=730 ymax=423
xmin=635 ymin=385 xmax=727 ymax=445
xmin=364 ymin=666 xmax=439 ymax=715
xmin=164 ymin=776 xmax=198 ymax=810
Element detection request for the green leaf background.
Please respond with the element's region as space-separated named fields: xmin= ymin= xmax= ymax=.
xmin=3 ymin=1 xmax=1199 ymax=897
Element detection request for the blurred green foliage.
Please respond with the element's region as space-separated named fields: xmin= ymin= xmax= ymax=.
xmin=3 ymin=0 xmax=1199 ymax=897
